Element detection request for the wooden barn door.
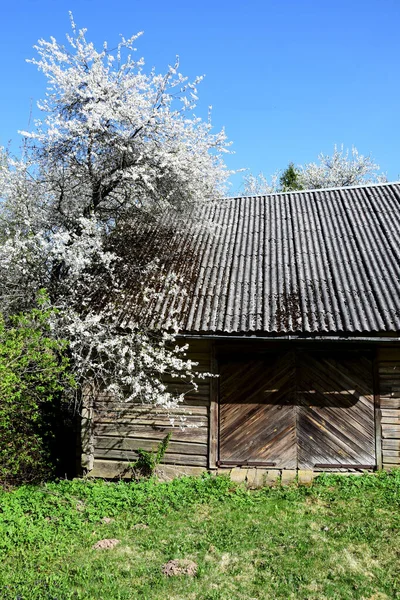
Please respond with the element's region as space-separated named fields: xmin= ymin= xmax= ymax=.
xmin=218 ymin=349 xmax=376 ymax=470
xmin=219 ymin=352 xmax=297 ymax=468
xmin=297 ymin=351 xmax=376 ymax=470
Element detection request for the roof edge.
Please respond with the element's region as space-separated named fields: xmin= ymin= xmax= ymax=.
xmin=223 ymin=179 xmax=400 ymax=201
xmin=177 ymin=333 xmax=400 ymax=343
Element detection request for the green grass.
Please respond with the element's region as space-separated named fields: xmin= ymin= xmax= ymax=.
xmin=1 ymin=471 xmax=400 ymax=600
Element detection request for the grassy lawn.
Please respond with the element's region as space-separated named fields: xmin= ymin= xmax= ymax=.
xmin=0 ymin=472 xmax=399 ymax=600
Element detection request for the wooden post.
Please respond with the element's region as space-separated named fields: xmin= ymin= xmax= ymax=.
xmin=374 ymin=349 xmax=382 ymax=470
xmin=81 ymin=383 xmax=95 ymax=473
xmin=208 ymin=341 xmax=219 ymax=470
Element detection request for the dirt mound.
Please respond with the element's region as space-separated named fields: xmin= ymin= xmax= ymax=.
xmin=132 ymin=523 xmax=149 ymax=530
xmin=162 ymin=559 xmax=198 ymax=577
xmin=92 ymin=538 xmax=120 ymax=550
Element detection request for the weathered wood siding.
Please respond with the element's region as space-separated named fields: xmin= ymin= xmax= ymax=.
xmin=297 ymin=350 xmax=376 ymax=470
xmin=82 ymin=340 xmax=400 ymax=478
xmin=377 ymin=347 xmax=400 ymax=470
xmin=83 ymin=339 xmax=212 ymax=478
xmin=219 ymin=352 xmax=297 ymax=468
xmin=219 ymin=348 xmax=376 ymax=471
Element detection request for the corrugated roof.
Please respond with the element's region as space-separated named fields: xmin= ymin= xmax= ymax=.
xmin=121 ymin=181 xmax=400 ymax=335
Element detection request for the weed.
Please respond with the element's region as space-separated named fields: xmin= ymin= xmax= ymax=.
xmin=130 ymin=433 xmax=171 ymax=478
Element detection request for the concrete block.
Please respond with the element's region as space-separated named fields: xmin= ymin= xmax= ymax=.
xmin=246 ymin=468 xmax=257 ymax=488
xmin=230 ymin=467 xmax=247 ymax=484
xmin=297 ymin=470 xmax=314 ymax=486
xmin=280 ymin=470 xmax=297 ymax=485
xmin=264 ymin=470 xmax=280 ymax=486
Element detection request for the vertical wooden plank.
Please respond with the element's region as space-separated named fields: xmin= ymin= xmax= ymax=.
xmin=374 ymin=349 xmax=382 ymax=470
xmin=81 ymin=384 xmax=95 ymax=472
xmin=208 ymin=341 xmax=219 ymax=470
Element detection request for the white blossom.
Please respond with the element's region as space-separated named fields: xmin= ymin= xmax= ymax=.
xmin=298 ymin=145 xmax=387 ymax=190
xmin=242 ymin=171 xmax=280 ymax=196
xmin=242 ymin=145 xmax=386 ymax=195
xmin=0 ymin=16 xmax=225 ymax=411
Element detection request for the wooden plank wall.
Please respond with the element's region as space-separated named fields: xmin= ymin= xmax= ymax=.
xmin=377 ymin=346 xmax=400 ymax=470
xmin=83 ymin=339 xmax=212 ymax=478
xmin=83 ymin=341 xmax=400 ymax=478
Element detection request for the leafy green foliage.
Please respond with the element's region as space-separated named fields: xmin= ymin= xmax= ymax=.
xmin=0 ymin=291 xmax=75 ymax=486
xmin=0 ymin=471 xmax=399 ymax=599
xmin=131 ymin=433 xmax=172 ymax=478
xmin=279 ymin=162 xmax=302 ymax=191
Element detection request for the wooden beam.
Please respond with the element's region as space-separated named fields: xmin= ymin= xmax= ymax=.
xmin=374 ymin=349 xmax=382 ymax=470
xmin=208 ymin=341 xmax=219 ymax=470
xmin=89 ymin=459 xmax=206 ymax=479
xmin=93 ymin=448 xmax=208 ymax=467
xmin=81 ymin=385 xmax=95 ymax=472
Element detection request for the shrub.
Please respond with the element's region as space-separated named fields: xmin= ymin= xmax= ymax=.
xmin=0 ymin=291 xmax=75 ymax=486
xmin=132 ymin=433 xmax=172 ymax=478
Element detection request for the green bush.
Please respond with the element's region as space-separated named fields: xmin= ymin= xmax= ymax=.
xmin=0 ymin=291 xmax=75 ymax=486
xmin=132 ymin=433 xmax=172 ymax=478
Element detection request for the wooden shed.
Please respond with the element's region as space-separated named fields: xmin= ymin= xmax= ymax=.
xmin=82 ymin=181 xmax=400 ymax=479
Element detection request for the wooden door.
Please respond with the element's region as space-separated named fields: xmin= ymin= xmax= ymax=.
xmin=219 ymin=352 xmax=297 ymax=468
xmin=218 ymin=349 xmax=376 ymax=470
xmin=297 ymin=351 xmax=376 ymax=470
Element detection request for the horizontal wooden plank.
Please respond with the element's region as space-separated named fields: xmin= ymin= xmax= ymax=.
xmin=379 ymin=381 xmax=400 ymax=388
xmin=379 ymin=360 xmax=400 ymax=366
xmin=381 ymin=425 xmax=400 ymax=438
xmin=94 ymin=436 xmax=208 ymax=456
xmin=93 ymin=404 xmax=209 ymax=416
xmin=93 ymin=425 xmax=208 ymax=444
xmin=162 ymin=369 xmax=212 ymax=379
xmin=382 ymin=464 xmax=396 ymax=471
xmin=94 ymin=396 xmax=211 ymax=406
xmin=93 ymin=416 xmax=208 ymax=428
xmin=93 ymin=408 xmax=208 ymax=420
xmin=93 ymin=448 xmax=208 ymax=467
xmin=379 ymin=398 xmax=400 ymax=409
xmin=381 ymin=417 xmax=400 ymax=425
xmin=382 ymin=450 xmax=400 ymax=457
xmin=164 ymin=352 xmax=211 ymax=366
xmin=381 ymin=409 xmax=400 ymax=417
xmin=161 ymin=383 xmax=210 ymax=394
xmin=381 ymin=456 xmax=400 ymax=465
xmin=89 ymin=459 xmax=207 ymax=479
xmin=377 ymin=348 xmax=400 ymax=361
xmin=379 ymin=394 xmax=400 ymax=402
xmin=185 ymin=340 xmax=211 ymax=352
xmin=379 ymin=380 xmax=400 ymax=388
xmin=93 ymin=384 xmax=211 ymax=399
xmin=90 ymin=385 xmax=211 ymax=404
xmin=382 ymin=439 xmax=400 ymax=450
xmin=180 ymin=398 xmax=209 ymax=407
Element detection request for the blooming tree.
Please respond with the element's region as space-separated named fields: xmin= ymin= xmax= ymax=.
xmin=243 ymin=145 xmax=386 ymax=195
xmin=298 ymin=146 xmax=386 ymax=190
xmin=0 ymin=16 xmax=230 ymax=409
xmin=242 ymin=171 xmax=279 ymax=196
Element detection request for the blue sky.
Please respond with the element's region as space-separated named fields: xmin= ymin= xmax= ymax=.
xmin=1 ymin=0 xmax=399 ymax=193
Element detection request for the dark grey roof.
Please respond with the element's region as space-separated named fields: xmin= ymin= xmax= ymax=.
xmin=122 ymin=181 xmax=400 ymax=336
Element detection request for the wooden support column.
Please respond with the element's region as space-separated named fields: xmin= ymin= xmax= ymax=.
xmin=81 ymin=384 xmax=95 ymax=473
xmin=208 ymin=341 xmax=219 ymax=470
xmin=373 ymin=351 xmax=382 ymax=470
